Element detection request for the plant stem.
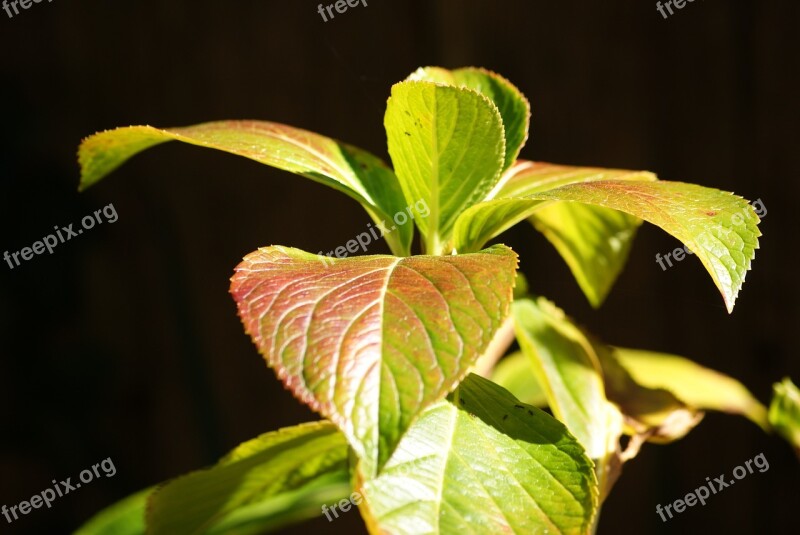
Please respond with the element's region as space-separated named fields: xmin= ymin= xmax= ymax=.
xmin=473 ymin=315 xmax=516 ymax=377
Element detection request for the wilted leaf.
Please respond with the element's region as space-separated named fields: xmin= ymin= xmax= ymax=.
xmin=78 ymin=121 xmax=413 ymax=255
xmin=614 ymin=347 xmax=769 ymax=430
xmin=230 ymin=245 xmax=518 ymax=474
xmin=357 ymin=374 xmax=597 ymax=535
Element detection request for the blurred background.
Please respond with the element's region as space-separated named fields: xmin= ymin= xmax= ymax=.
xmin=1 ymin=1 xmax=798 ymax=533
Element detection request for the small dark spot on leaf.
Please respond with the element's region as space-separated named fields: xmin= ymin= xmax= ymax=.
xmin=705 ymin=211 xmax=717 ymax=216
xmin=503 ymin=414 xmax=508 ymax=421
xmin=405 ymin=110 xmax=411 ymax=116
xmin=404 ymin=131 xmax=411 ymax=136
xmin=527 ymin=410 xmax=533 ymax=416
xmin=514 ymin=404 xmax=524 ymax=409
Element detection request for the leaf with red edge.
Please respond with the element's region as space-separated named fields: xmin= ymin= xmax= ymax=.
xmin=230 ymin=245 xmax=518 ymax=475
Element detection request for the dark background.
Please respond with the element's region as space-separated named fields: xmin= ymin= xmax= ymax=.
xmin=1 ymin=1 xmax=798 ymax=533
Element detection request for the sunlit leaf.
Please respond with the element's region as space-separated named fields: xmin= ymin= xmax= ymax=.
xmin=385 ymin=81 xmax=505 ymax=254
xmin=357 ymin=374 xmax=597 ymax=535
xmin=769 ymin=378 xmax=800 ymax=455
xmin=453 ymin=161 xmax=654 ymax=262
xmin=407 ymin=67 xmax=530 ymax=171
xmin=147 ymin=422 xmax=350 ymax=535
xmin=490 ymin=351 xmax=548 ymax=407
xmin=230 ymin=245 xmax=518 ymax=474
xmin=512 ymin=297 xmax=609 ymax=460
xmin=598 ymin=345 xmax=703 ymax=444
xmin=74 ymin=487 xmax=152 ymax=535
xmin=78 ymin=121 xmax=413 ymax=255
xmin=614 ymin=347 xmax=768 ymax=430
xmin=529 ymin=180 xmax=760 ymax=312
xmin=529 ymin=203 xmax=642 ymax=308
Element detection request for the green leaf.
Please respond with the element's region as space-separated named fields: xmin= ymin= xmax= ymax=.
xmin=490 ymin=351 xmax=548 ymax=407
xmin=78 ymin=121 xmax=413 ymax=256
xmin=529 ymin=203 xmax=642 ymax=308
xmin=357 ymin=374 xmax=597 ymax=535
xmin=230 ymin=245 xmax=518 ymax=475
xmin=384 ymin=81 xmax=506 ymax=254
xmin=147 ymin=422 xmax=350 ymax=535
xmin=528 ymin=180 xmax=761 ymax=312
xmin=614 ymin=348 xmax=769 ymax=430
xmin=453 ymin=161 xmax=654 ymax=258
xmin=407 ymin=67 xmax=530 ymax=171
xmin=769 ymin=378 xmax=800 ymax=455
xmin=597 ymin=346 xmax=703 ymax=444
xmin=74 ymin=487 xmax=152 ymax=535
xmin=512 ymin=297 xmax=610 ymax=460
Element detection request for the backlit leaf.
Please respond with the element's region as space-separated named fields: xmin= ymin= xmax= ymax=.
xmin=147 ymin=422 xmax=350 ymax=535
xmin=357 ymin=374 xmax=597 ymax=535
xmin=407 ymin=67 xmax=530 ymax=171
xmin=769 ymin=378 xmax=800 ymax=455
xmin=512 ymin=297 xmax=610 ymax=460
xmin=74 ymin=487 xmax=152 ymax=535
xmin=230 ymin=245 xmax=518 ymax=474
xmin=614 ymin=347 xmax=768 ymax=430
xmin=78 ymin=121 xmax=413 ymax=255
xmin=385 ymin=81 xmax=505 ymax=254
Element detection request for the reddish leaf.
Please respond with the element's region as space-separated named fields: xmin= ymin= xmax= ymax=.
xmin=230 ymin=245 xmax=518 ymax=474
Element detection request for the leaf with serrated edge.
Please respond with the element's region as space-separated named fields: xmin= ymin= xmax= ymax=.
xmin=454 ymin=160 xmax=655 ymax=255
xmin=407 ymin=67 xmax=530 ymax=172
xmin=614 ymin=348 xmax=769 ymax=430
xmin=385 ymin=81 xmax=505 ymax=254
xmin=357 ymin=373 xmax=597 ymax=535
xmin=230 ymin=245 xmax=518 ymax=475
xmin=147 ymin=422 xmax=350 ymax=535
xmin=78 ymin=121 xmax=413 ymax=256
xmin=460 ymin=170 xmax=760 ymax=311
xmin=513 ymin=297 xmax=609 ymax=460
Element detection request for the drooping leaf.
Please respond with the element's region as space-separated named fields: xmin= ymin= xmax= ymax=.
xmin=384 ymin=81 xmax=506 ymax=254
xmin=614 ymin=347 xmax=769 ymax=431
xmin=490 ymin=351 xmax=548 ymax=407
xmin=147 ymin=422 xmax=351 ymax=535
xmin=528 ymin=180 xmax=760 ymax=312
xmin=407 ymin=67 xmax=530 ymax=171
xmin=357 ymin=373 xmax=597 ymax=535
xmin=768 ymin=378 xmax=800 ymax=455
xmin=74 ymin=487 xmax=152 ymax=535
xmin=597 ymin=345 xmax=704 ymax=444
xmin=78 ymin=121 xmax=413 ymax=256
xmin=230 ymin=245 xmax=518 ymax=475
xmin=512 ymin=297 xmax=609 ymax=460
xmin=453 ymin=161 xmax=654 ymax=258
xmin=529 ymin=202 xmax=642 ymax=308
